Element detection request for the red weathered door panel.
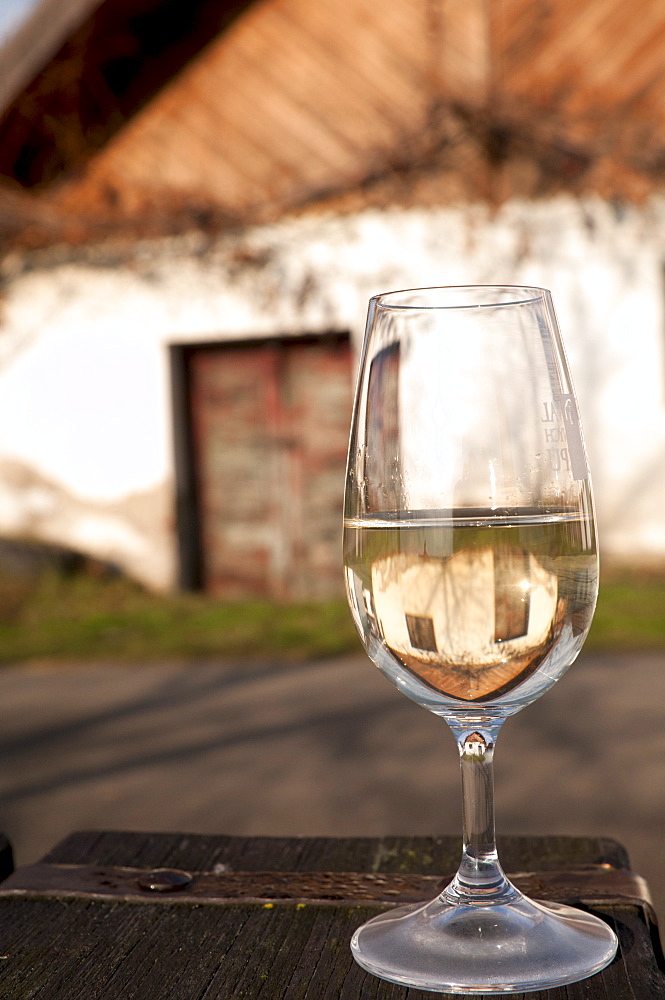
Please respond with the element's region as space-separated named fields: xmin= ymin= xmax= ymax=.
xmin=187 ymin=335 xmax=352 ymax=599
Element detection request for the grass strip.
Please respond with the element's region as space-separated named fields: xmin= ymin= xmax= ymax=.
xmin=0 ymin=567 xmax=661 ymax=664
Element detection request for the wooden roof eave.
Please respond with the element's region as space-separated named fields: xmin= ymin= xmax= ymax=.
xmin=0 ymin=0 xmax=103 ymax=114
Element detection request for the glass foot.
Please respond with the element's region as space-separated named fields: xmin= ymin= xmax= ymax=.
xmin=351 ymin=892 xmax=618 ymax=994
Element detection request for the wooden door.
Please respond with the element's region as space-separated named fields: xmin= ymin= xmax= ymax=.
xmin=184 ymin=334 xmax=353 ymax=599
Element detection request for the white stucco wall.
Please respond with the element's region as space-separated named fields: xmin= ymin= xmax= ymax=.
xmin=0 ymin=194 xmax=663 ymax=588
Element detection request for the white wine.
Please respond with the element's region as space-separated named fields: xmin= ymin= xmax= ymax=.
xmin=344 ymin=509 xmax=597 ymax=704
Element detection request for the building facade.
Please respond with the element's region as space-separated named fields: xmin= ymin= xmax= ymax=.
xmin=1 ymin=0 xmax=665 ymax=594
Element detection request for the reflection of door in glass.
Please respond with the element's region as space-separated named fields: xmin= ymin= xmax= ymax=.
xmin=182 ymin=334 xmax=353 ymax=599
xmin=365 ymin=342 xmax=400 ymax=511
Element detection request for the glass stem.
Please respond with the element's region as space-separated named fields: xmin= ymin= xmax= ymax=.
xmin=443 ymin=721 xmax=520 ymax=906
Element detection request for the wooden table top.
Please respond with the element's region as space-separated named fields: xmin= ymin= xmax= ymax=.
xmin=0 ymin=831 xmax=662 ymax=999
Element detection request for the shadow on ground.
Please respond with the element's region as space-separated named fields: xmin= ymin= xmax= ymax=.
xmin=0 ymin=651 xmax=661 ymax=927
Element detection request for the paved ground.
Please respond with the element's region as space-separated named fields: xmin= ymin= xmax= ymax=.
xmin=0 ymin=651 xmax=662 ymax=927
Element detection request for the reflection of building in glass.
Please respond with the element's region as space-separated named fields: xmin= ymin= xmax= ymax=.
xmin=365 ymin=343 xmax=401 ymax=511
xmin=560 ymin=563 xmax=596 ymax=637
xmin=371 ymin=548 xmax=558 ymax=701
xmin=462 ymin=732 xmax=491 ymax=757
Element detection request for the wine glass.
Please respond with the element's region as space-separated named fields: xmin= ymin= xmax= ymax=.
xmin=343 ymin=286 xmax=618 ymax=994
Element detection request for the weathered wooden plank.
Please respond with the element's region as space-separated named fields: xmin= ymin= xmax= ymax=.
xmin=0 ymin=832 xmax=662 ymax=998
xmin=1 ymin=862 xmax=651 ymax=909
xmin=40 ymin=830 xmax=632 ymax=875
xmin=0 ymin=896 xmax=661 ymax=999
xmin=604 ymin=904 xmax=665 ymax=1000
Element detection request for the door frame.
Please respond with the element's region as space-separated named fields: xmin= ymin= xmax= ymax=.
xmin=169 ymin=331 xmax=352 ymax=592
